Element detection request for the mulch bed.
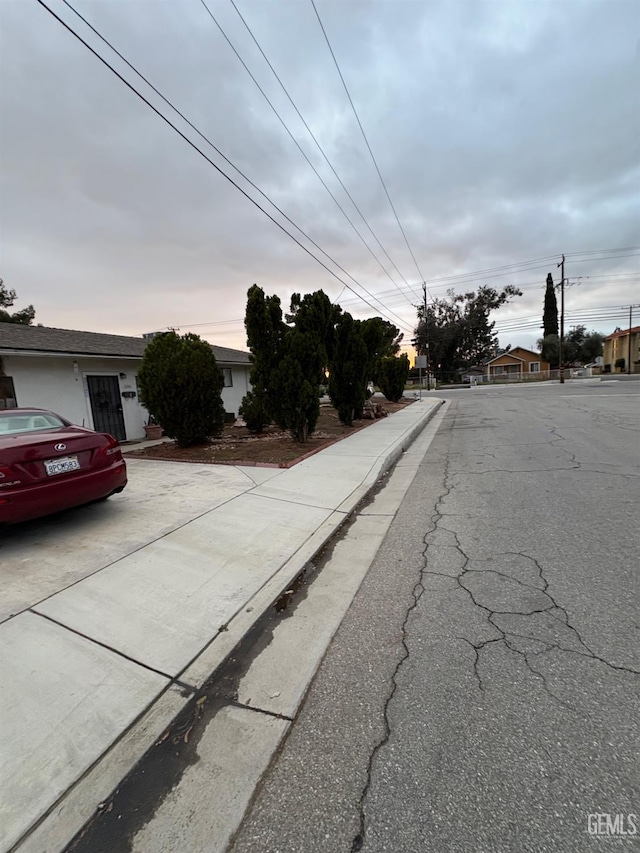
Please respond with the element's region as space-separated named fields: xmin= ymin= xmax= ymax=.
xmin=126 ymin=399 xmax=414 ymax=468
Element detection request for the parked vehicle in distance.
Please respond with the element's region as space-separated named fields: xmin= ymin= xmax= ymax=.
xmin=0 ymin=408 xmax=127 ymax=523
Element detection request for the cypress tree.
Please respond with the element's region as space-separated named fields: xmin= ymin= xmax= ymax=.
xmin=378 ymin=354 xmax=411 ymax=402
xmin=329 ymin=313 xmax=368 ymax=425
xmin=543 ymin=273 xmax=559 ymax=337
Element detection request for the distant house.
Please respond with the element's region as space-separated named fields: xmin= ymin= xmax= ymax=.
xmin=0 ymin=323 xmax=251 ymax=441
xmin=603 ymin=326 xmax=640 ymax=373
xmin=483 ymin=347 xmax=550 ymax=380
xmin=459 ymin=365 xmax=486 ymax=383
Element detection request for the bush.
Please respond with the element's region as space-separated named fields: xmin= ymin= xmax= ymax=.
xmin=328 ymin=313 xmax=368 ymax=426
xmin=378 ymin=354 xmax=410 ymax=402
xmin=239 ymin=391 xmax=271 ymax=433
xmin=270 ymin=335 xmax=320 ymax=442
xmin=138 ymin=332 xmax=225 ymax=447
xmin=615 ymin=357 xmax=626 ymax=371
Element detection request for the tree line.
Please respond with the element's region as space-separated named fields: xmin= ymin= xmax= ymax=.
xmin=538 ymin=273 xmax=604 ymax=367
xmin=412 ymin=273 xmax=605 ymax=381
xmin=139 ymin=286 xmax=410 ymax=447
xmin=240 ymin=285 xmax=409 ymax=441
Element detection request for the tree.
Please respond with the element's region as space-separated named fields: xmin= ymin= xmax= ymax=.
xmin=542 ymin=273 xmax=559 ymax=338
xmin=242 ymin=284 xmax=287 ymax=433
xmin=138 ymin=332 xmax=225 ymax=447
xmin=329 ymin=313 xmax=369 ymax=425
xmin=359 ymin=317 xmax=403 ymax=385
xmin=538 ymin=325 xmax=604 ymax=368
xmin=414 ymin=285 xmax=522 ymax=381
xmin=286 ymin=290 xmax=341 ymax=384
xmin=0 ymin=279 xmax=36 ymax=325
xmin=580 ymin=330 xmax=605 ymax=363
xmin=243 ymin=285 xmax=322 ymax=442
xmin=378 ymin=353 xmax=410 ymax=402
xmin=563 ymin=325 xmax=605 ymax=365
xmin=270 ymin=329 xmax=321 ymax=442
xmin=539 ymin=334 xmax=559 ymax=368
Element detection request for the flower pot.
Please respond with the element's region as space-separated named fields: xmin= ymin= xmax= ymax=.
xmin=144 ymin=424 xmax=163 ymax=440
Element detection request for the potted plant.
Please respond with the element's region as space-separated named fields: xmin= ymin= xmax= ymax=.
xmin=144 ymin=416 xmax=163 ymax=440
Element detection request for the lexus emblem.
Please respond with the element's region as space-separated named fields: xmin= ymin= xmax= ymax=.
xmin=54 ymin=443 xmax=67 ymax=452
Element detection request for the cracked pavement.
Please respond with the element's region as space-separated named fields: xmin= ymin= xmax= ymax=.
xmin=230 ymin=383 xmax=640 ymax=853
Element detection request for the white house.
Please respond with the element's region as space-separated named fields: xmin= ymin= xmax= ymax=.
xmin=0 ymin=323 xmax=252 ymax=441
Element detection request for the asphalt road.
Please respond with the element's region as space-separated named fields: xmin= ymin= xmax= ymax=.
xmin=230 ymin=381 xmax=640 ymax=853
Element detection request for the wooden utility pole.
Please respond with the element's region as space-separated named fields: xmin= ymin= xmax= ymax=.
xmin=422 ymin=282 xmax=429 ymax=390
xmin=557 ymin=255 xmax=565 ymax=384
xmin=627 ymin=305 xmax=640 ymax=375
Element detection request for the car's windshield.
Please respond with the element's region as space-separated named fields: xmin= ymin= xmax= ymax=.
xmin=0 ymin=412 xmax=66 ymax=435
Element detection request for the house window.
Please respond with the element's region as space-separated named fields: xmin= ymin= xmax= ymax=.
xmin=529 ymin=362 xmax=540 ymax=373
xmin=222 ymin=368 xmax=233 ymax=387
xmin=493 ymin=365 xmax=504 ymax=374
xmin=0 ymin=376 xmax=17 ymax=408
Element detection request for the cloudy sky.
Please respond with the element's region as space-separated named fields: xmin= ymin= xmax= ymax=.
xmin=1 ymin=0 xmax=639 ymax=357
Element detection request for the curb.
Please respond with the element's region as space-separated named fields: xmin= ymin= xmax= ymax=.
xmin=18 ymin=400 xmax=443 ymax=853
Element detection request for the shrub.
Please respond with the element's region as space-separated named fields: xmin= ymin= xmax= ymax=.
xmin=378 ymin=354 xmax=410 ymax=402
xmin=270 ymin=331 xmax=321 ymax=442
xmin=328 ymin=313 xmax=368 ymax=426
xmin=138 ymin=332 xmax=225 ymax=447
xmin=239 ymin=391 xmax=271 ymax=433
xmin=615 ymin=357 xmax=626 ymax=371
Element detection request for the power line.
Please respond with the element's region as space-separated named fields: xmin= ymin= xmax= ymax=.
xmin=310 ymin=0 xmax=427 ymax=285
xmin=229 ymin=0 xmax=421 ymax=302
xmin=339 ymin=268 xmax=640 ymax=310
xmin=565 ymin=247 xmax=640 ymax=256
xmin=398 ymin=257 xmax=639 ymax=305
xmin=400 ymin=251 xmax=640 ymax=290
xmin=46 ymin=0 xmax=414 ymax=334
xmin=197 ymin=0 xmax=419 ymax=310
xmin=496 ymin=303 xmax=631 ymax=324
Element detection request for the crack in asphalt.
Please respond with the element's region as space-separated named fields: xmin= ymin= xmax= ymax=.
xmin=350 ymin=404 xmax=639 ymax=851
xmin=349 ymin=418 xmax=457 ymax=852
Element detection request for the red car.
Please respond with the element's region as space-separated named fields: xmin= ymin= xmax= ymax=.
xmin=0 ymin=408 xmax=127 ymax=524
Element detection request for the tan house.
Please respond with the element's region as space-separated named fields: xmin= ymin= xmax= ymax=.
xmin=603 ymin=326 xmax=640 ymax=374
xmin=484 ymin=347 xmax=550 ymax=379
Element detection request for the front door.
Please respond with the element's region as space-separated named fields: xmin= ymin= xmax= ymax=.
xmin=86 ymin=375 xmax=126 ymax=441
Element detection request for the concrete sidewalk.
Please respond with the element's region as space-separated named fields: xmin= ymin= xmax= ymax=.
xmin=1 ymin=398 xmax=442 ymax=853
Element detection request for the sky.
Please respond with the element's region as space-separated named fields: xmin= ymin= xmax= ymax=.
xmin=1 ymin=0 xmax=639 ymax=359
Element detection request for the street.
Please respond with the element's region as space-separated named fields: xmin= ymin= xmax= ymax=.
xmin=230 ymin=381 xmax=640 ymax=853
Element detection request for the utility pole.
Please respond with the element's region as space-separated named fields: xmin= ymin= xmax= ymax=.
xmin=627 ymin=305 xmax=640 ymax=375
xmin=422 ymin=282 xmax=429 ymax=391
xmin=557 ymin=255 xmax=565 ymax=384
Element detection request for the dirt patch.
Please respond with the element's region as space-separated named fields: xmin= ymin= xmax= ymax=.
xmin=126 ymin=399 xmax=414 ymax=468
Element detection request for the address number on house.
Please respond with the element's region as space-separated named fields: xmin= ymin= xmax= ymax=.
xmin=45 ymin=456 xmax=80 ymax=476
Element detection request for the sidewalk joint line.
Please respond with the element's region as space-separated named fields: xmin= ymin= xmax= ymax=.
xmin=7 ymin=487 xmax=252 ymax=626
xmin=228 ymin=699 xmax=294 ymax=722
xmin=30 ymin=609 xmax=176 ymax=682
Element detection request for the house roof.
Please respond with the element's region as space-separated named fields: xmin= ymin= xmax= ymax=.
xmin=509 ymin=346 xmax=543 ymax=357
xmin=458 ymin=365 xmax=485 ymax=374
xmin=604 ymin=326 xmax=640 ymax=341
xmin=484 ymin=352 xmax=525 ymax=365
xmin=0 ymin=323 xmax=251 ymax=364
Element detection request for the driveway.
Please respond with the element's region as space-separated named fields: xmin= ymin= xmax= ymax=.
xmin=0 ymin=459 xmax=279 ymax=623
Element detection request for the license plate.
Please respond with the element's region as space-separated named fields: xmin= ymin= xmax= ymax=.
xmin=44 ymin=456 xmax=80 ymax=476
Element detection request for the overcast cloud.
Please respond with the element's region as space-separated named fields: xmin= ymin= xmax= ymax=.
xmin=1 ymin=0 xmax=639 ymax=355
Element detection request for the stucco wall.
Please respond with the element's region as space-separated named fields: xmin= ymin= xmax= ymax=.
xmin=221 ymin=365 xmax=251 ymax=418
xmin=1 ymin=355 xmax=252 ymax=439
xmin=1 ymin=355 xmax=147 ymax=440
